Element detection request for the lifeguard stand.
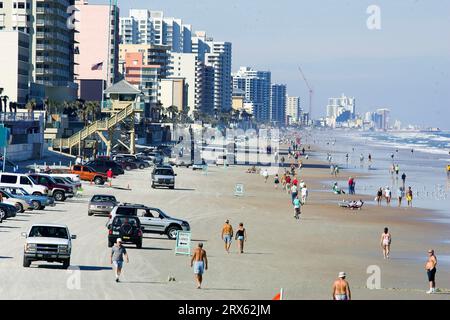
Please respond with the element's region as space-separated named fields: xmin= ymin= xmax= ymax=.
xmin=52 ymin=80 xmax=144 ymax=156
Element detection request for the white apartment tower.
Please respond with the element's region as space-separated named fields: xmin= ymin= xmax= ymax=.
xmin=287 ymin=96 xmax=302 ymax=124
xmin=119 ymin=9 xmax=192 ymax=53
xmin=169 ymin=52 xmax=205 ymax=116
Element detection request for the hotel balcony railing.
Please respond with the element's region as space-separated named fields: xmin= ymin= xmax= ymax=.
xmin=101 ymin=101 xmax=145 ymax=112
xmin=0 ymin=112 xmax=44 ymax=122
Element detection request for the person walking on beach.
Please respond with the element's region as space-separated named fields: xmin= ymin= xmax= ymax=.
xmin=384 ymin=187 xmax=392 ymax=205
xmin=380 ymin=227 xmax=392 ymax=259
xmin=107 ymin=168 xmax=113 ymax=187
xmin=425 ymin=249 xmax=437 ymax=294
xmin=262 ymin=169 xmax=269 ymax=183
xmin=395 ymin=164 xmax=400 ymax=176
xmin=334 ymin=165 xmax=339 ymax=177
xmin=406 ymin=186 xmax=413 ymax=207
xmin=293 ymin=195 xmax=301 ymax=220
xmin=332 ymin=272 xmax=351 ymax=300
xmin=397 ymin=186 xmax=405 ymax=207
xmin=348 ymin=177 xmax=354 ymax=195
xmin=301 ymin=184 xmax=308 ymax=205
xmin=235 ymin=223 xmax=247 ymax=253
xmin=191 ymin=243 xmax=208 ymax=289
xmin=291 ymin=182 xmax=298 ymax=203
xmin=285 ymin=175 xmax=291 ymax=194
xmin=376 ymin=188 xmax=383 ymax=205
xmin=110 ymin=238 xmax=129 ymax=282
xmin=221 ymin=220 xmax=233 ymax=253
xmin=401 ymin=172 xmax=406 ymax=188
xmin=274 ymin=174 xmax=280 ymax=189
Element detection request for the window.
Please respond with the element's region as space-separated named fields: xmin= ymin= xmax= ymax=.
xmin=20 ymin=176 xmax=32 ymax=185
xmin=0 ymin=2 xmax=3 ymax=9
xmin=73 ymin=165 xmax=81 ymax=171
xmin=18 ymin=2 xmax=25 ymax=9
xmin=13 ymin=2 xmax=17 ymax=9
xmin=37 ymin=177 xmax=49 ymax=184
xmin=116 ymin=207 xmax=136 ymax=216
xmin=1 ymin=175 xmax=18 ymax=184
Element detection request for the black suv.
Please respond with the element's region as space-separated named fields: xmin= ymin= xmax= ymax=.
xmin=108 ymin=215 xmax=143 ymax=248
xmin=85 ymin=159 xmax=124 ymax=176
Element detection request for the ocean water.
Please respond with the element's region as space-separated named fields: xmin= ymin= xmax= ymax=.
xmin=305 ymin=129 xmax=450 ymax=218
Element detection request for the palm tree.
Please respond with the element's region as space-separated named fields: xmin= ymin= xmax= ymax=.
xmin=25 ymin=99 xmax=36 ymax=113
xmin=1 ymin=95 xmax=9 ymax=113
xmin=167 ymin=105 xmax=179 ymax=124
xmin=85 ymin=101 xmax=101 ymax=122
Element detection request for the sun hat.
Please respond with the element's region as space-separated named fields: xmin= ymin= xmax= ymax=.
xmin=338 ymin=272 xmax=346 ymax=278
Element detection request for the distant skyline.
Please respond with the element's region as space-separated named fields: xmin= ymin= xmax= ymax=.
xmin=91 ymin=0 xmax=450 ymax=129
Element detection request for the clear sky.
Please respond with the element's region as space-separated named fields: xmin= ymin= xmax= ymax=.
xmin=91 ymin=0 xmax=450 ymax=129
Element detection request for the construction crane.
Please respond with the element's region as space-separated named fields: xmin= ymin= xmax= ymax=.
xmin=298 ymin=66 xmax=313 ymax=122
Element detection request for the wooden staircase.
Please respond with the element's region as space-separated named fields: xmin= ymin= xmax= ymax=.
xmin=52 ymin=102 xmax=143 ymax=152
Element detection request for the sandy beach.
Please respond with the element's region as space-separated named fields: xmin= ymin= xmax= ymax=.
xmin=1 ymin=141 xmax=449 ymax=300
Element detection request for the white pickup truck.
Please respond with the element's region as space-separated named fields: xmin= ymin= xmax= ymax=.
xmin=22 ymin=223 xmax=76 ymax=269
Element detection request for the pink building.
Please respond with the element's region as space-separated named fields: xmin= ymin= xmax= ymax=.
xmin=74 ymin=0 xmax=119 ymax=101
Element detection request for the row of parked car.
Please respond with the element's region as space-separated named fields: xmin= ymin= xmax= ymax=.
xmin=0 ymin=171 xmax=83 ymax=223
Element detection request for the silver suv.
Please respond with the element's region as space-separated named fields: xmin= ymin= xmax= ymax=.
xmin=151 ymin=165 xmax=176 ymax=189
xmin=22 ymin=223 xmax=76 ymax=269
xmin=107 ymin=203 xmax=190 ymax=239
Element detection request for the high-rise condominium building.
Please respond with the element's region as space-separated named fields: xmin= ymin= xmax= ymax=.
xmin=286 ymin=96 xmax=302 ymax=124
xmin=119 ymin=44 xmax=171 ymax=80
xmin=232 ymin=66 xmax=271 ymax=123
xmin=0 ymin=31 xmax=30 ymax=105
xmin=270 ymin=84 xmax=287 ymax=126
xmin=0 ymin=0 xmax=77 ymax=101
xmin=204 ymin=40 xmax=232 ymax=112
xmin=119 ymin=9 xmax=192 ymax=53
xmin=74 ymin=0 xmax=120 ymax=101
xmin=169 ymin=52 xmax=205 ymax=116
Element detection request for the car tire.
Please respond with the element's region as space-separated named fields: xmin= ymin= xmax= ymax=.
xmin=151 ymin=183 xmax=155 ymax=189
xmin=166 ymin=226 xmax=181 ymax=239
xmin=136 ymin=240 xmax=142 ymax=249
xmin=23 ymin=257 xmax=31 ymax=268
xmin=88 ymin=212 xmax=94 ymax=216
xmin=139 ymin=164 xmax=145 ymax=169
xmin=16 ymin=203 xmax=24 ymax=213
xmin=31 ymin=200 xmax=41 ymax=210
xmin=62 ymin=258 xmax=70 ymax=269
xmin=32 ymin=192 xmax=42 ymax=196
xmin=53 ymin=191 xmax=65 ymax=202
xmin=169 ymin=186 xmax=175 ymax=190
xmin=39 ymin=206 xmax=46 ymax=210
xmin=125 ymin=165 xmax=131 ymax=171
xmin=108 ymin=240 xmax=114 ymax=247
xmin=94 ymin=177 xmax=104 ymax=185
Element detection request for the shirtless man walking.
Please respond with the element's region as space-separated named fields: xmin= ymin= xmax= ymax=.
xmin=425 ymin=249 xmax=437 ymax=294
xmin=221 ymin=220 xmax=233 ymax=253
xmin=191 ymin=243 xmax=208 ymax=289
xmin=332 ymin=272 xmax=351 ymax=300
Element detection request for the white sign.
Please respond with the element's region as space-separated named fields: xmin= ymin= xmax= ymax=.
xmin=175 ymin=231 xmax=191 ymax=255
xmin=234 ymin=183 xmax=244 ymax=196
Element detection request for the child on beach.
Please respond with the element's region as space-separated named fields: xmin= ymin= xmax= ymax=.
xmin=301 ymin=185 xmax=308 ymax=205
xmin=274 ymin=174 xmax=280 ymax=189
xmin=293 ymin=195 xmax=301 ymax=220
xmin=384 ymin=187 xmax=392 ymax=205
xmin=406 ymin=187 xmax=413 ymax=207
xmin=397 ymin=186 xmax=405 ymax=207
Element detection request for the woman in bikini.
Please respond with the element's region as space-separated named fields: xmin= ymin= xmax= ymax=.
xmin=235 ymin=223 xmax=247 ymax=254
xmin=380 ymin=227 xmax=392 ymax=259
